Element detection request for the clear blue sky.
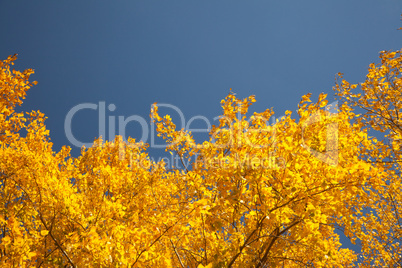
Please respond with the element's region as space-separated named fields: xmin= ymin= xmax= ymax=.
xmin=1 ymin=1 xmax=401 ymax=155
xmin=1 ymin=0 xmax=401 ymax=255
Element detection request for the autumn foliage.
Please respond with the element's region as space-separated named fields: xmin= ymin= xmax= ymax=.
xmin=0 ymin=49 xmax=401 ymax=267
xmin=336 ymin=49 xmax=402 ymax=267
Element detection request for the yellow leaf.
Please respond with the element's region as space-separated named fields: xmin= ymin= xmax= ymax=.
xmin=320 ymin=99 xmax=328 ymax=107
xmin=40 ymin=230 xmax=49 ymax=236
xmin=2 ymin=236 xmax=11 ymax=245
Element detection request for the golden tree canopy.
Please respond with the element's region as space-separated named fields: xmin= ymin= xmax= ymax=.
xmin=0 ymin=51 xmax=400 ymax=267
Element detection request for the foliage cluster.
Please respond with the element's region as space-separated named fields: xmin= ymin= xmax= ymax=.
xmin=0 ymin=49 xmax=401 ymax=267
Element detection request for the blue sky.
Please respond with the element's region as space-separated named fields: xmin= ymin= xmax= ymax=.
xmin=1 ymin=1 xmax=401 ymax=156
xmin=1 ymin=0 xmax=401 ymax=255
